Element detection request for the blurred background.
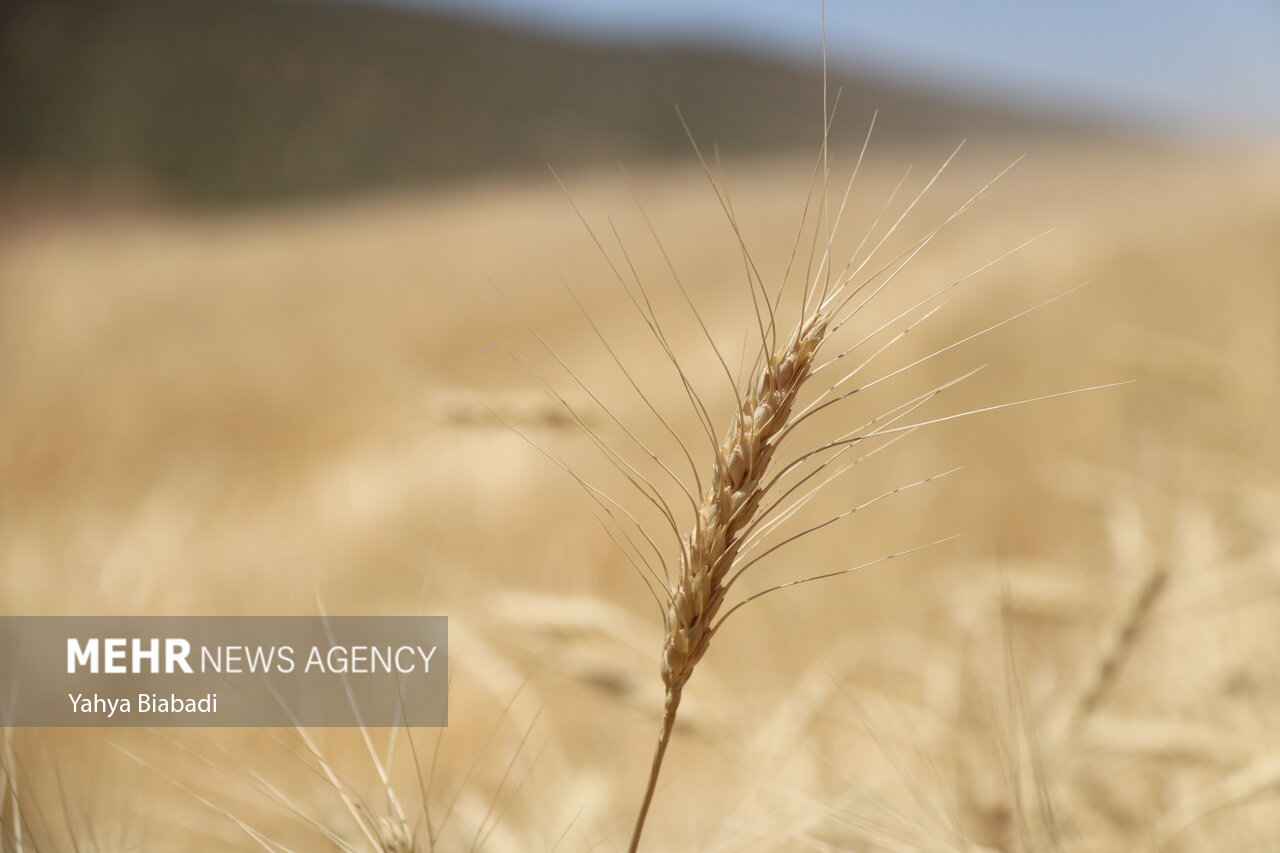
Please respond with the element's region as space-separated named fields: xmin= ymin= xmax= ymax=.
xmin=4 ymin=0 xmax=1277 ymax=206
xmin=2 ymin=1 xmax=1279 ymax=851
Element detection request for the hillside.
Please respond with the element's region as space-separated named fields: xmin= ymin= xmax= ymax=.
xmin=1 ymin=0 xmax=1073 ymax=205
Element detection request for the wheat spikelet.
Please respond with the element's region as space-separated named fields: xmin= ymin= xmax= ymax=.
xmin=1057 ymin=500 xmax=1170 ymax=744
xmin=1061 ymin=558 xmax=1167 ymax=736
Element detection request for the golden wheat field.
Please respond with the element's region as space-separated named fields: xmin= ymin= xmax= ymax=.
xmin=2 ymin=136 xmax=1279 ymax=851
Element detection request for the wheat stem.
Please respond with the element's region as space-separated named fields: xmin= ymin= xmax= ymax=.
xmin=628 ymin=687 xmax=683 ymax=853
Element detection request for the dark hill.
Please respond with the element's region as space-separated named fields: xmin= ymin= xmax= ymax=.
xmin=1 ymin=0 xmax=1076 ymax=205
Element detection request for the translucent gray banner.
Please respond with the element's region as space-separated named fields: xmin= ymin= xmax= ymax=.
xmin=0 ymin=616 xmax=447 ymax=726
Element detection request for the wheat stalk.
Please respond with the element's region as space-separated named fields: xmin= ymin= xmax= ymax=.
xmin=608 ymin=142 xmax=1121 ymax=849
xmin=629 ymin=310 xmax=824 ymax=849
xmin=489 ymin=49 xmax=1125 ymax=850
xmin=509 ymin=150 xmax=1119 ymax=849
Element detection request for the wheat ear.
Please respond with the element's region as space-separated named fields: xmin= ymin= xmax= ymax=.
xmin=626 ymin=315 xmax=829 ymax=849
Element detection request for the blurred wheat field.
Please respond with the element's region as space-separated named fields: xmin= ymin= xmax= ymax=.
xmin=2 ymin=140 xmax=1280 ymax=851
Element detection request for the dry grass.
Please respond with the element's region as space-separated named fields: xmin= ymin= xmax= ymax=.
xmin=0 ymin=133 xmax=1278 ymax=851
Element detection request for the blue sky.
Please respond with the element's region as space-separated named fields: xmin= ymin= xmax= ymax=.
xmin=398 ymin=0 xmax=1280 ymax=136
